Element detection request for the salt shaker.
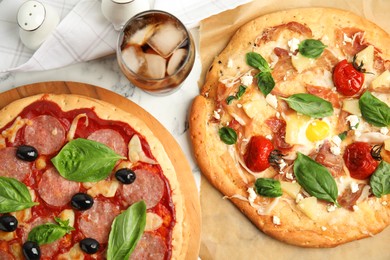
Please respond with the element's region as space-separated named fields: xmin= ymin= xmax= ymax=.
xmin=101 ymin=0 xmax=150 ymax=31
xmin=17 ymin=0 xmax=60 ymax=50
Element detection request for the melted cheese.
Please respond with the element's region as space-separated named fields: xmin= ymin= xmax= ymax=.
xmin=10 ymin=243 xmax=23 ymax=259
xmin=297 ymin=196 xmax=319 ymax=220
xmin=57 ymin=244 xmax=84 ymax=260
xmin=0 ymin=230 xmax=16 ymax=241
xmin=67 ymin=113 xmax=88 ymax=141
xmin=35 ymin=156 xmax=47 ymax=170
xmin=291 ymin=52 xmax=316 ymax=73
xmin=1 ymin=116 xmax=31 ymax=143
xmin=128 ymin=135 xmax=157 ymax=164
xmin=58 ymin=209 xmax=75 ymax=227
xmin=84 ymin=179 xmax=120 ymax=198
xmin=145 ymin=212 xmax=163 ymax=231
xmin=371 ymin=70 xmax=390 ymax=90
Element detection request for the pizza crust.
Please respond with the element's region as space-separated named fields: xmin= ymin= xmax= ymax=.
xmin=0 ymin=93 xmax=186 ymax=258
xmin=191 ymin=7 xmax=390 ymax=247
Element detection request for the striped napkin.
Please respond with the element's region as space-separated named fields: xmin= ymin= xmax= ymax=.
xmin=0 ymin=0 xmax=251 ymax=73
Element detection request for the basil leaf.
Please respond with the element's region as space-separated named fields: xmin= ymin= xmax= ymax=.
xmin=254 ymin=178 xmax=282 ymax=198
xmin=370 ymin=161 xmax=390 ymax=198
xmin=256 ymin=72 xmax=275 ymax=96
xmin=226 ymin=96 xmax=235 ymax=105
xmin=0 ymin=177 xmax=38 ymax=213
xmin=338 ymin=131 xmax=348 ymax=141
xmin=218 ymin=127 xmax=237 ymax=145
xmin=298 ymin=39 xmax=327 ymax=58
xmin=28 ymin=217 xmax=74 ymax=245
xmin=107 ymin=201 xmax=146 ymax=260
xmin=293 ymin=153 xmax=339 ymax=206
xmin=282 ymin=93 xmax=334 ymax=118
xmin=51 ymin=138 xmax=125 ymax=182
xmin=246 ymin=52 xmax=271 ymax=72
xmin=359 ymin=91 xmax=390 ymax=127
xmin=226 ymin=85 xmax=247 ymax=104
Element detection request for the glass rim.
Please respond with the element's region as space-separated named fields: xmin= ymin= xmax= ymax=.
xmin=116 ymin=9 xmax=193 ymax=82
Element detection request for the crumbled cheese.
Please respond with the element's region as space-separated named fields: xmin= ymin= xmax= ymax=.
xmin=240 ymin=74 xmax=253 ymax=86
xmin=321 ymin=226 xmax=327 ymax=231
xmin=346 ymin=115 xmax=359 ymax=129
xmin=295 ymin=193 xmax=304 ymax=203
xmin=247 ymin=187 xmax=257 ymax=204
xmin=265 ymin=134 xmax=273 ymax=140
xmin=331 ymin=135 xmax=342 ymax=147
xmin=352 ymin=205 xmax=359 ymax=211
xmin=351 ymin=182 xmax=359 ymax=193
xmin=382 ymin=201 xmax=388 ymax=206
xmin=237 ymin=103 xmax=243 ymax=108
xmin=380 ymin=127 xmax=389 ymax=135
xmin=213 ymin=110 xmax=221 ymax=120
xmin=286 ymin=172 xmax=294 ymax=180
xmin=272 ymin=215 xmax=281 ymax=225
xmin=327 ymin=204 xmax=336 ymax=212
xmin=330 ymin=146 xmax=341 ymax=156
xmin=265 ymin=94 xmax=278 ymax=109
xmin=227 ymin=59 xmax=234 ymax=68
xmin=279 ymin=159 xmax=287 ymax=171
xmin=276 ymin=112 xmax=281 ymax=118
xmin=288 ymin=38 xmax=300 ymax=53
xmin=343 ymin=33 xmax=353 ymax=45
xmin=354 ymin=130 xmax=362 ymax=137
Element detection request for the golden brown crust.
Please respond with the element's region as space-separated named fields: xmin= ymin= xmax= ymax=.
xmin=0 ymin=93 xmax=186 ymax=258
xmin=190 ymin=7 xmax=390 ymax=247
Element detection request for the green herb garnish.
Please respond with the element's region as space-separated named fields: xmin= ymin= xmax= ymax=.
xmin=293 ymin=153 xmax=339 ymax=206
xmin=298 ymin=39 xmax=327 ymax=58
xmin=254 ymin=178 xmax=282 ymax=198
xmin=218 ymin=127 xmax=237 ymax=145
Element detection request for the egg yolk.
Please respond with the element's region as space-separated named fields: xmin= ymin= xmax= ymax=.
xmin=306 ymin=120 xmax=330 ymax=142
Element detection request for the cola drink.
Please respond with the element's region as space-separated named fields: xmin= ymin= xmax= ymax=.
xmin=117 ymin=11 xmax=195 ymax=95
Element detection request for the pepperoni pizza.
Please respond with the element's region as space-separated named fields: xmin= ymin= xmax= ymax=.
xmin=0 ymin=94 xmax=188 ymax=259
xmin=190 ymin=8 xmax=390 ymax=247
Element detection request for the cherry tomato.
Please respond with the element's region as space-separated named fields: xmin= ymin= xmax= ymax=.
xmin=333 ymin=59 xmax=364 ymax=96
xmin=343 ymin=142 xmax=379 ymax=180
xmin=244 ymin=136 xmax=274 ymax=172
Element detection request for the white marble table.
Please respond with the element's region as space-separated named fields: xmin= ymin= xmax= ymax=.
xmin=0 ymin=27 xmax=202 ymax=189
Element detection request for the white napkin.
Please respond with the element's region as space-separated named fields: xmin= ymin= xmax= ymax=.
xmin=0 ymin=0 xmax=251 ymax=73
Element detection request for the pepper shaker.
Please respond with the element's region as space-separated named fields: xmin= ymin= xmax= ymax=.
xmin=17 ymin=0 xmax=59 ymax=50
xmin=101 ymin=0 xmax=150 ymax=31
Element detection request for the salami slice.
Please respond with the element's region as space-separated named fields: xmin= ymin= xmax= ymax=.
xmin=78 ymin=200 xmax=120 ymax=243
xmin=120 ymin=169 xmax=164 ymax=209
xmin=0 ymin=147 xmax=31 ymax=181
xmin=37 ymin=168 xmax=79 ymax=207
xmin=130 ymin=233 xmax=167 ymax=260
xmin=24 ymin=115 xmax=65 ymax=155
xmin=87 ymin=129 xmax=127 ymax=156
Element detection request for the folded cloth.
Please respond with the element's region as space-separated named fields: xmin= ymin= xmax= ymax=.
xmin=0 ymin=0 xmax=251 ymax=73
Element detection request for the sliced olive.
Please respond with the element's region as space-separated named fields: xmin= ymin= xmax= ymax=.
xmin=16 ymin=145 xmax=38 ymax=162
xmin=71 ymin=193 xmax=94 ymax=211
xmin=0 ymin=215 xmax=18 ymax=232
xmin=115 ymin=168 xmax=136 ymax=184
xmin=80 ymin=238 xmax=100 ymax=254
xmin=22 ymin=241 xmax=41 ymax=260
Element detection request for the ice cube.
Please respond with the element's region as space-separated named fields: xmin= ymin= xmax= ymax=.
xmin=167 ymin=48 xmax=187 ymax=75
xmin=121 ymin=45 xmax=146 ymax=73
xmin=147 ymin=22 xmax=187 ymax=58
xmin=141 ymin=53 xmax=166 ymax=79
xmin=127 ymin=24 xmax=155 ymax=45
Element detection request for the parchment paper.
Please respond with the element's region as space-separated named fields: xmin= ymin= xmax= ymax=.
xmin=198 ymin=1 xmax=390 ymax=259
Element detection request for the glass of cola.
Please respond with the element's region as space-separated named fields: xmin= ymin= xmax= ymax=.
xmin=117 ymin=10 xmax=195 ymax=95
